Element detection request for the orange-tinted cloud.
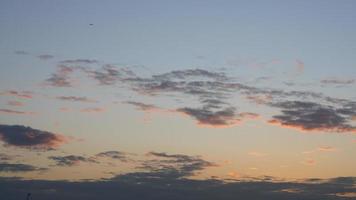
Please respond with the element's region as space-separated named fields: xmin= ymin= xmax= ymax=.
xmin=317 ymin=146 xmax=336 ymax=152
xmin=0 ymin=124 xmax=69 ymax=150
xmin=302 ymin=159 xmax=316 ymax=166
xmin=227 ymin=171 xmax=240 ymax=179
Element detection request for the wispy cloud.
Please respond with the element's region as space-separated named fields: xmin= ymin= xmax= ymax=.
xmin=37 ymin=54 xmax=54 ymax=60
xmin=96 ymin=151 xmax=130 ymax=162
xmin=80 ymin=107 xmax=105 ymax=113
xmin=0 ymin=162 xmax=47 ymax=172
xmin=59 ymin=59 xmax=99 ymax=64
xmin=56 ymin=96 xmax=97 ymax=103
xmin=137 ymin=151 xmax=217 ymax=179
xmin=317 ymin=146 xmax=337 ymax=152
xmin=0 ymin=109 xmax=35 ymax=115
xmin=125 ymin=101 xmax=159 ymax=111
xmin=14 ymin=50 xmax=29 ymax=55
xmin=321 ymin=78 xmax=355 ymax=85
xmin=45 ymin=65 xmax=75 ymax=87
xmin=7 ymin=101 xmax=24 ymax=107
xmin=49 ymin=155 xmax=98 ymax=166
xmin=0 ymin=90 xmax=33 ymax=99
xmin=302 ymin=159 xmax=316 ymax=166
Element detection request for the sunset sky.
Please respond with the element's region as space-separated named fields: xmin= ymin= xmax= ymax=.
xmin=0 ymin=1 xmax=355 ymax=199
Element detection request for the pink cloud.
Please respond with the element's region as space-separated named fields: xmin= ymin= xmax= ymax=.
xmin=7 ymin=101 xmax=24 ymax=107
xmin=80 ymin=107 xmax=105 ymax=113
xmin=1 ymin=90 xmax=33 ymax=99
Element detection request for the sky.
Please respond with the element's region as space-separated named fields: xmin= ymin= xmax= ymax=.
xmin=0 ymin=0 xmax=355 ymax=199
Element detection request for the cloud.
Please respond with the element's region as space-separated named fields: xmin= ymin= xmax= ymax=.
xmin=7 ymin=101 xmax=24 ymax=107
xmin=0 ymin=90 xmax=33 ymax=99
xmin=45 ymin=65 xmax=75 ymax=87
xmin=152 ymin=69 xmax=227 ymax=81
xmin=317 ymin=146 xmax=336 ymax=152
xmin=139 ymin=152 xmax=216 ymax=179
xmin=38 ymin=54 xmax=54 ymax=60
xmin=56 ymin=96 xmax=97 ymax=103
xmin=83 ymin=65 xmax=136 ymax=86
xmin=0 ymin=124 xmax=68 ymax=150
xmin=59 ymin=59 xmax=99 ymax=64
xmin=0 ymin=153 xmax=13 ymax=161
xmin=0 ymin=162 xmax=47 ymax=172
xmin=321 ymin=78 xmax=355 ymax=85
xmin=335 ymin=192 xmax=356 ymax=198
xmin=0 ymin=109 xmax=35 ymax=115
xmin=268 ymin=101 xmax=356 ymax=133
xmin=177 ymin=106 xmax=239 ymax=127
xmin=14 ymin=50 xmax=29 ymax=55
xmin=0 ymin=176 xmax=354 ymax=200
xmin=49 ymin=155 xmax=98 ymax=166
xmin=302 ymin=159 xmax=316 ymax=166
xmin=96 ymin=151 xmax=130 ymax=162
xmin=80 ymin=107 xmax=105 ymax=113
xmin=86 ymin=65 xmax=121 ymax=85
xmin=125 ymin=101 xmax=158 ymax=111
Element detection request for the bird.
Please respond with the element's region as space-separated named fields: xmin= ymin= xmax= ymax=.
xmin=89 ymin=24 xmax=94 ymax=26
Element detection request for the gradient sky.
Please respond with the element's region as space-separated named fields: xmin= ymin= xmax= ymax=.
xmin=0 ymin=1 xmax=355 ymax=198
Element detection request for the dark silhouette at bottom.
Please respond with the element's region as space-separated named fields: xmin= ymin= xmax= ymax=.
xmin=26 ymin=193 xmax=31 ymax=200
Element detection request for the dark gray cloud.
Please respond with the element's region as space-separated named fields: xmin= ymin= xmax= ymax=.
xmin=56 ymin=96 xmax=97 ymax=103
xmin=49 ymin=155 xmax=98 ymax=166
xmin=138 ymin=152 xmax=216 ymax=179
xmin=96 ymin=151 xmax=129 ymax=162
xmin=177 ymin=106 xmax=238 ymax=127
xmin=37 ymin=54 xmax=54 ymax=60
xmin=152 ymin=69 xmax=227 ymax=81
xmin=0 ymin=162 xmax=46 ymax=173
xmin=0 ymin=124 xmax=68 ymax=150
xmin=125 ymin=101 xmax=158 ymax=111
xmin=0 ymin=176 xmax=354 ymax=200
xmin=269 ymin=101 xmax=356 ymax=132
